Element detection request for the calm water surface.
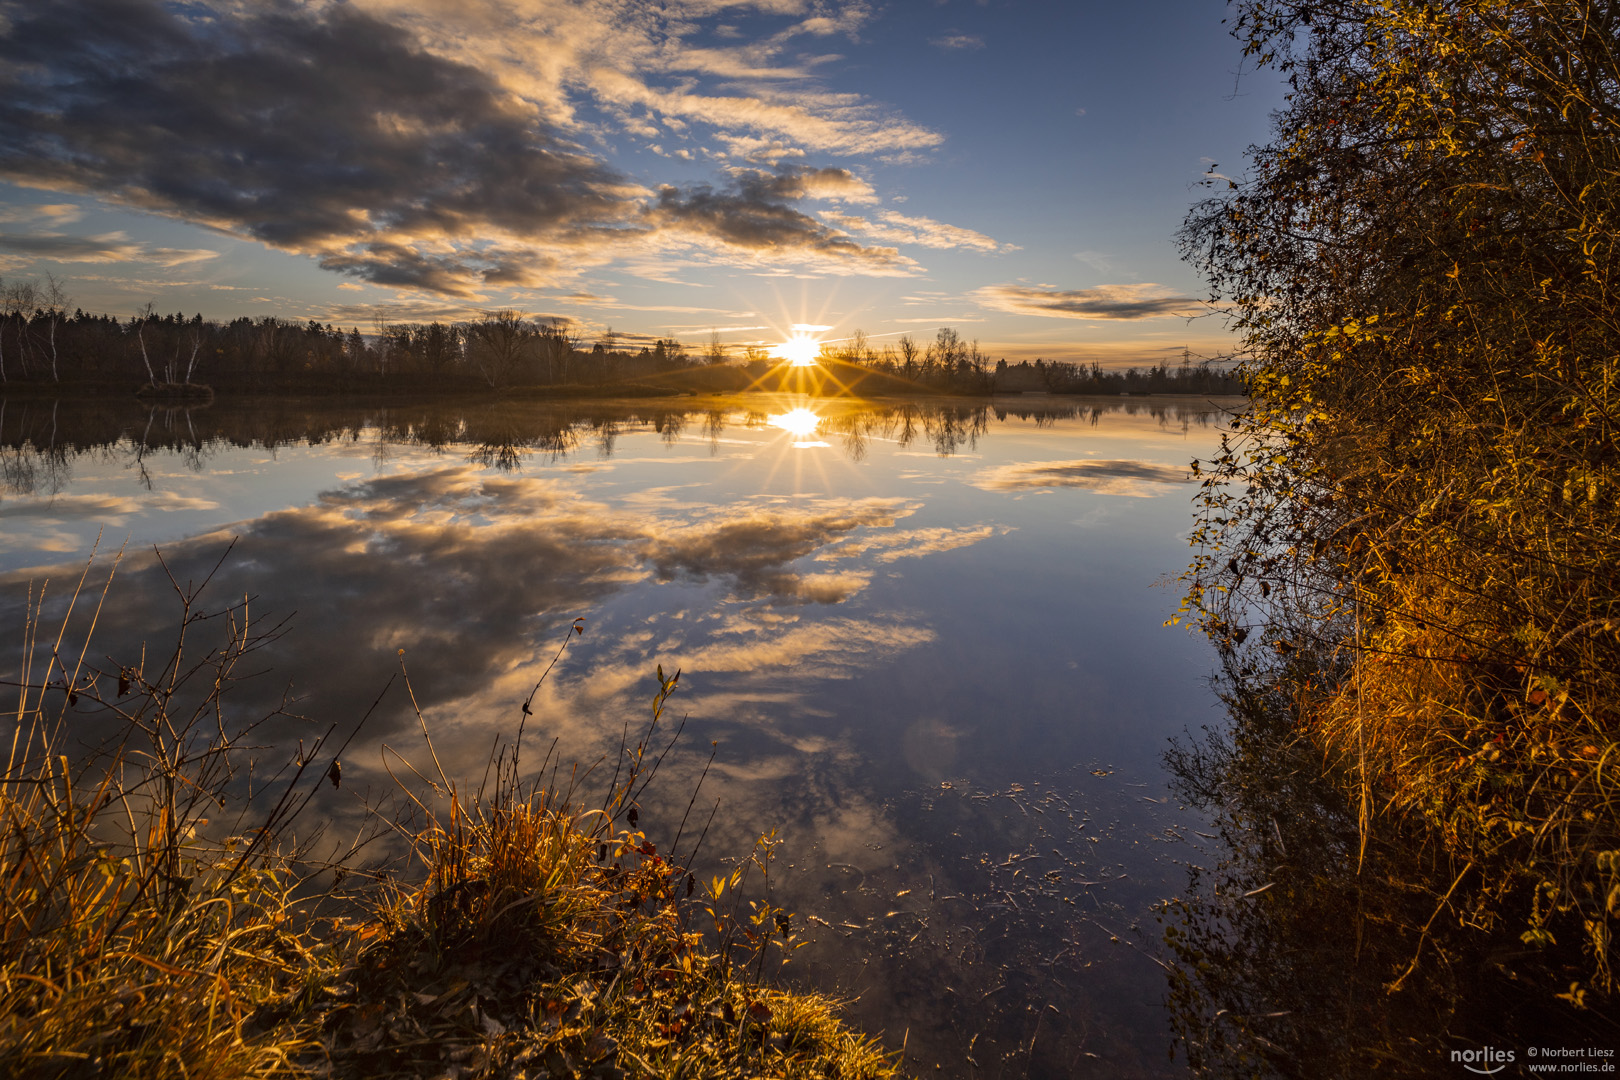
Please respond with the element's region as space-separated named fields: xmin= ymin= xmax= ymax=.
xmin=0 ymin=393 xmax=1240 ymax=1078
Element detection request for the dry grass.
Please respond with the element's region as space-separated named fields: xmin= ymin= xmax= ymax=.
xmin=1 ymin=554 xmax=902 ymax=1079
xmin=0 ymin=545 xmax=343 ymax=1078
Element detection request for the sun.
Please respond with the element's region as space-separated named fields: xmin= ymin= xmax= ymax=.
xmin=770 ymin=333 xmax=821 ymax=367
xmin=768 ymin=407 xmax=821 ymax=438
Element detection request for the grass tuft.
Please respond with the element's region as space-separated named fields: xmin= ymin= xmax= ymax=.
xmin=1 ymin=552 xmax=901 ymax=1079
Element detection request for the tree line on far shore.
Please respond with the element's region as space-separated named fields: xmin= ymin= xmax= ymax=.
xmin=0 ymin=284 xmax=1240 ymax=396
xmin=819 ymin=327 xmax=1241 ymax=396
xmin=0 ymin=296 xmax=701 ymax=392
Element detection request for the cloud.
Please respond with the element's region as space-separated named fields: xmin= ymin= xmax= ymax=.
xmin=824 ymin=209 xmax=1014 ymax=253
xmin=970 ymin=459 xmax=1192 ymax=495
xmin=0 ymin=0 xmax=642 ymax=296
xmin=817 ymin=525 xmax=1004 ymax=562
xmin=929 ymin=33 xmax=984 ymax=50
xmin=588 ymin=68 xmax=938 ymax=160
xmin=766 ymin=166 xmax=878 ymax=204
xmin=973 ymin=283 xmax=1200 ymax=320
xmin=0 ymin=469 xmax=950 ymax=785
xmin=648 ymin=169 xmax=919 ymax=275
xmin=0 ymin=231 xmax=218 ymax=266
xmin=0 ymin=491 xmax=218 ymax=520
xmin=324 ymin=299 xmax=487 ymax=325
xmin=0 ymin=203 xmax=83 ymax=224
xmin=677 ymin=617 xmax=933 ymax=673
xmin=1071 ymin=249 xmax=1112 ymax=273
xmin=647 ymin=498 xmax=915 ymax=599
xmin=0 ymin=1 xmax=927 ymax=295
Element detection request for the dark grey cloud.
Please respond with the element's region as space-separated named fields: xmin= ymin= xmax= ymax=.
xmin=0 ymin=1 xmax=918 ymax=293
xmin=649 ymin=167 xmax=917 ymax=275
xmin=974 ymin=283 xmax=1199 ymax=320
xmin=0 ymin=0 xmax=637 ymax=295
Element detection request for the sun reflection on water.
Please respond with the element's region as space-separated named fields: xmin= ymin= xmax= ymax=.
xmin=768 ymin=407 xmax=822 ymax=439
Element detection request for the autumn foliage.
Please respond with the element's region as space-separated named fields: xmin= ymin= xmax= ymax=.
xmin=1179 ymin=0 xmax=1620 ymax=993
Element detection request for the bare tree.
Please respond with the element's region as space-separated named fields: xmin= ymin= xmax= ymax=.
xmin=931 ymin=326 xmax=965 ymax=375
xmin=2 ymin=278 xmax=43 ymax=381
xmin=134 ymin=302 xmax=158 ymax=385
xmin=371 ymin=312 xmax=394 ymax=378
xmin=467 ymin=309 xmax=535 ymax=387
xmin=182 ymin=315 xmax=205 ymax=384
xmin=534 ymin=322 xmax=572 ymax=384
xmin=897 ymin=334 xmax=920 ymax=379
xmin=842 ymin=328 xmax=871 ymax=365
xmin=41 ymin=275 xmax=69 ymax=382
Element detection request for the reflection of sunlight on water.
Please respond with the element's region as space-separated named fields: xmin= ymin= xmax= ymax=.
xmin=768 ymin=407 xmax=822 ymax=441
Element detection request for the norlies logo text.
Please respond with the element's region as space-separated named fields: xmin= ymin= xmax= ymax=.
xmin=1454 ymin=1047 xmax=1517 ymax=1075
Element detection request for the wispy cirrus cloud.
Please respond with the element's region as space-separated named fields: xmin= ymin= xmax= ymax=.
xmin=929 ymin=33 xmax=984 ymax=50
xmin=0 ymin=231 xmax=218 ymax=266
xmin=824 ymin=210 xmax=1014 ymax=253
xmin=0 ymin=204 xmax=83 ymax=225
xmin=974 ymin=283 xmax=1199 ymax=320
xmin=589 ymin=70 xmax=939 ymax=160
xmin=817 ymin=524 xmax=1007 ymax=562
xmin=0 ymin=0 xmax=938 ymax=296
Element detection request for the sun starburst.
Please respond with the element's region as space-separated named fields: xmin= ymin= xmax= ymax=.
xmin=770 ymin=333 xmax=821 ymax=367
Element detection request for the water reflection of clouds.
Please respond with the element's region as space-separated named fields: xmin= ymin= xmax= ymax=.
xmin=2 ymin=465 xmax=949 ymax=789
xmin=971 ymin=458 xmax=1193 ymax=495
xmin=0 ymin=491 xmax=220 ymax=519
xmin=648 ymin=497 xmax=914 ymax=600
xmin=819 ymin=524 xmax=1008 ymax=563
xmin=0 ymin=395 xmax=1238 ymax=1069
xmin=0 ymin=491 xmax=225 ymax=552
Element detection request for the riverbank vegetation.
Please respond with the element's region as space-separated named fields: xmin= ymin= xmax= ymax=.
xmin=0 ymin=558 xmax=900 ymax=1078
xmin=1161 ymin=665 xmax=1618 ymax=1075
xmin=1177 ymin=0 xmax=1620 ymax=1004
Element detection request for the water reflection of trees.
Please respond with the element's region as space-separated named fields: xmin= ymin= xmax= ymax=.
xmin=1162 ymin=665 xmax=1620 ymax=1077
xmin=0 ymin=394 xmax=1229 ymax=488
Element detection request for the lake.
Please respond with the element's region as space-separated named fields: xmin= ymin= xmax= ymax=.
xmin=0 ymin=392 xmax=1239 ymax=1078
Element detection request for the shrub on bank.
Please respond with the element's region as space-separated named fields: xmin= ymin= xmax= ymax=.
xmin=1177 ymin=0 xmax=1620 ymax=996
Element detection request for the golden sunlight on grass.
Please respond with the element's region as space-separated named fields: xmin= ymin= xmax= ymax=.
xmin=1 ymin=561 xmax=903 ymax=1079
xmin=768 ymin=407 xmax=821 ymax=439
xmin=769 ymin=333 xmax=821 ymax=367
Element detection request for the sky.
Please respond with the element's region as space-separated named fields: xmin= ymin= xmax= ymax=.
xmin=0 ymin=0 xmax=1284 ymax=366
